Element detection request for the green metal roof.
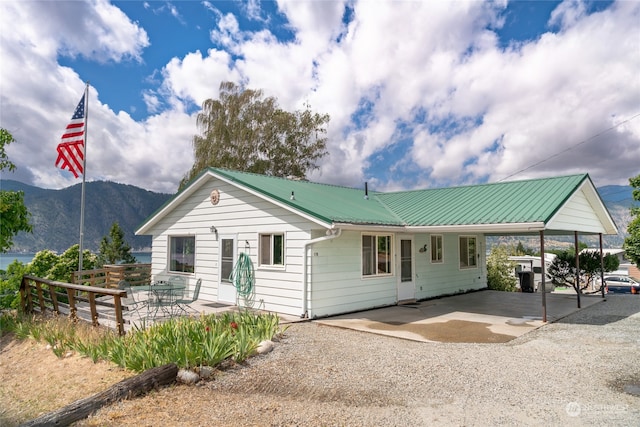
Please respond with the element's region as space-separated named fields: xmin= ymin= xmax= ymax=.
xmin=210 ymin=168 xmax=589 ymax=227
xmin=377 ymin=174 xmax=588 ymax=226
xmin=212 ymin=168 xmax=402 ymax=226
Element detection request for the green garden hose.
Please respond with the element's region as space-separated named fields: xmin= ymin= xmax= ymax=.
xmin=230 ymin=252 xmax=254 ymax=304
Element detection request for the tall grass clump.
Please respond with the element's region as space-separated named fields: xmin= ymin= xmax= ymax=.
xmin=1 ymin=310 xmax=286 ymax=373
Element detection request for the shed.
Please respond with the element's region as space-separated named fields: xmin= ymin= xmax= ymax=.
xmin=136 ymin=169 xmax=617 ymax=319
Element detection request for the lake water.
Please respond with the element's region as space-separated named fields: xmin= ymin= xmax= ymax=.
xmin=0 ymin=252 xmax=151 ymax=271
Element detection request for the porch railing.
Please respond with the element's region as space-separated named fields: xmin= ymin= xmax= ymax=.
xmin=72 ymin=263 xmax=151 ymax=288
xmin=20 ymin=275 xmax=128 ymax=335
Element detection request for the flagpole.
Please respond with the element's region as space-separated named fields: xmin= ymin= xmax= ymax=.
xmin=78 ymin=82 xmax=89 ymax=273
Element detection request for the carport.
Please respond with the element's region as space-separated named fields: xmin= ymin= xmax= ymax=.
xmin=315 ymin=290 xmax=603 ymax=343
xmin=398 ymin=173 xmax=618 ymax=323
xmin=316 ymin=174 xmax=618 ymax=340
xmin=486 ymin=174 xmax=617 ymax=321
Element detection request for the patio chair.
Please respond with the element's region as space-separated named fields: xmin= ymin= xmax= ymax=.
xmin=118 ymin=280 xmax=149 ymax=324
xmin=175 ymin=278 xmax=202 ymax=314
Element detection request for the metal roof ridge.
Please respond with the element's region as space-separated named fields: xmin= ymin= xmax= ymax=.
xmin=378 ymin=173 xmax=589 ymax=196
xmin=210 ymin=167 xmax=381 ymax=194
xmin=371 ymin=193 xmax=407 ymax=225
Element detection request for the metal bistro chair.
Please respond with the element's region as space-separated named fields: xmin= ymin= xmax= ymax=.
xmin=118 ymin=280 xmax=149 ymax=324
xmin=175 ymin=278 xmax=202 ymax=315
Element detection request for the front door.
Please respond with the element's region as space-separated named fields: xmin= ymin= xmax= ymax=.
xmin=218 ymin=237 xmax=237 ymax=304
xmin=397 ymin=237 xmax=415 ymax=301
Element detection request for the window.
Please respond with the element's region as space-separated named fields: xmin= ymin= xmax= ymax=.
xmin=431 ymin=235 xmax=443 ymax=263
xmin=459 ymin=236 xmax=477 ymax=269
xmin=260 ymin=233 xmax=284 ymax=266
xmin=362 ymin=234 xmax=392 ymax=276
xmin=169 ymin=236 xmax=195 ymax=273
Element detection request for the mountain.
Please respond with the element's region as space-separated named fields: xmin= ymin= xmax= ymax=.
xmin=1 ymin=180 xmax=172 ymax=253
xmin=597 ymin=184 xmax=634 ymax=248
xmin=487 ymin=184 xmax=634 ymax=250
xmin=598 ymin=185 xmax=634 ymax=204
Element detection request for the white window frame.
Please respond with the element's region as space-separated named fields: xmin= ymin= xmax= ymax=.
xmin=459 ymin=235 xmax=477 ymax=269
xmin=259 ymin=233 xmax=285 ymax=268
xmin=168 ymin=235 xmax=195 ymax=274
xmin=361 ymin=233 xmax=394 ymax=277
xmin=431 ymin=234 xmax=443 ymax=264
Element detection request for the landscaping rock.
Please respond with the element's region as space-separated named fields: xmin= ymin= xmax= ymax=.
xmin=256 ymin=340 xmax=274 ymax=354
xmin=177 ymin=369 xmax=200 ymax=385
xmin=198 ymin=366 xmax=215 ymax=380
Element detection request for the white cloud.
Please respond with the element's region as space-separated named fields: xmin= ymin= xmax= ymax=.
xmin=549 ymin=0 xmax=588 ymax=30
xmin=131 ymin=0 xmax=640 ymax=189
xmin=1 ymin=0 xmax=638 ymax=196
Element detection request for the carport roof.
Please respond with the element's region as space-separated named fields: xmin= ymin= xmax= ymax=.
xmin=136 ymin=169 xmax=618 ymax=236
xmin=377 ymin=174 xmax=585 ymax=226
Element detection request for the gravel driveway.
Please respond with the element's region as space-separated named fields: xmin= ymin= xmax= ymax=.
xmin=82 ymin=295 xmax=640 ymax=426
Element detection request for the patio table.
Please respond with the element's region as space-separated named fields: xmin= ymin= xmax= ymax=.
xmin=147 ymin=283 xmax=186 ymax=319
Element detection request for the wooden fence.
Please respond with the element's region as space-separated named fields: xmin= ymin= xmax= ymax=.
xmin=20 ymin=275 xmax=128 ymax=335
xmin=73 ymin=263 xmax=151 ymax=288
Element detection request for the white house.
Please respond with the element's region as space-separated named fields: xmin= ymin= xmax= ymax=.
xmin=135 ymin=169 xmax=617 ymax=319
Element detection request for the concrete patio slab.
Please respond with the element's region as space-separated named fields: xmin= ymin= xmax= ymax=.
xmin=314 ymin=290 xmax=604 ymax=343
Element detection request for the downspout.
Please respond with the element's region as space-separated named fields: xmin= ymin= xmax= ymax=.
xmin=302 ymin=228 xmax=342 ymax=318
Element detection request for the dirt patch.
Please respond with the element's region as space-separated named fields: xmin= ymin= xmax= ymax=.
xmin=610 ymin=375 xmax=640 ymax=397
xmin=0 ymin=334 xmax=133 ymax=426
xmin=367 ymin=319 xmax=516 ymax=343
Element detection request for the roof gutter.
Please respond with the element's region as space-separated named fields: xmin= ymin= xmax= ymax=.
xmin=332 ymin=221 xmax=547 ymax=234
xmin=405 ymin=222 xmax=547 ymax=234
xmin=302 ymin=227 xmax=342 ymax=318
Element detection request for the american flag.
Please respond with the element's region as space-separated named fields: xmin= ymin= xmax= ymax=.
xmin=55 ymin=93 xmax=86 ymax=178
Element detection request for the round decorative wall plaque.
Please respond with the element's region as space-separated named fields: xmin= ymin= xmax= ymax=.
xmin=210 ymin=189 xmax=220 ymax=205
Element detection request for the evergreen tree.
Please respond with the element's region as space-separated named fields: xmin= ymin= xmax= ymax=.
xmin=98 ymin=222 xmax=137 ymax=265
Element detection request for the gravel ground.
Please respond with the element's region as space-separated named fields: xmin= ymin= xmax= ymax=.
xmin=76 ymin=295 xmax=640 ymax=427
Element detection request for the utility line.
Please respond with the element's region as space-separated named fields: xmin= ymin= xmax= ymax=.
xmin=498 ymin=112 xmax=640 ymax=182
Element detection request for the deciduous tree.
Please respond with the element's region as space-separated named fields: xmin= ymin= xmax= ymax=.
xmin=487 ymin=245 xmax=518 ymax=291
xmin=547 ymin=250 xmax=619 ymax=294
xmin=623 ymin=174 xmax=640 ymax=266
xmin=0 ymin=129 xmax=32 ymax=252
xmin=181 ymin=81 xmax=330 ymax=189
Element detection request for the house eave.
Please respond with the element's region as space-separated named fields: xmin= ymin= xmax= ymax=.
xmin=406 ymin=222 xmax=547 ymax=234
xmin=331 ymin=221 xmax=548 ymax=234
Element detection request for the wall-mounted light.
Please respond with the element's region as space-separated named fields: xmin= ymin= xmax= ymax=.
xmin=419 ymin=244 xmax=427 ymax=253
xmin=210 ymin=225 xmax=218 ymax=239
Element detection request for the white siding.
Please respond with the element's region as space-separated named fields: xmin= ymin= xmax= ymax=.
xmin=547 ymin=188 xmax=610 ymax=233
xmin=147 ymin=179 xmax=317 ymax=316
xmin=146 ymin=177 xmax=488 ymax=319
xmin=305 ymin=231 xmax=487 ymax=318
xmin=413 ymin=234 xmax=486 ymax=300
xmin=307 ymin=231 xmax=396 ymax=318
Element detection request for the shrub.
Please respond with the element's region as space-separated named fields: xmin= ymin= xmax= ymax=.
xmin=487 ymin=246 xmax=518 ymax=292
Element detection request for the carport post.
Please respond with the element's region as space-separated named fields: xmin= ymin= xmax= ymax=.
xmin=599 ymin=233 xmax=606 ymax=298
xmin=574 ymin=231 xmax=581 ymax=309
xmin=539 ymin=231 xmax=547 ymax=323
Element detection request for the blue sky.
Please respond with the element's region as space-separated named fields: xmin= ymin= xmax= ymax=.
xmin=1 ymin=0 xmax=638 ymax=194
